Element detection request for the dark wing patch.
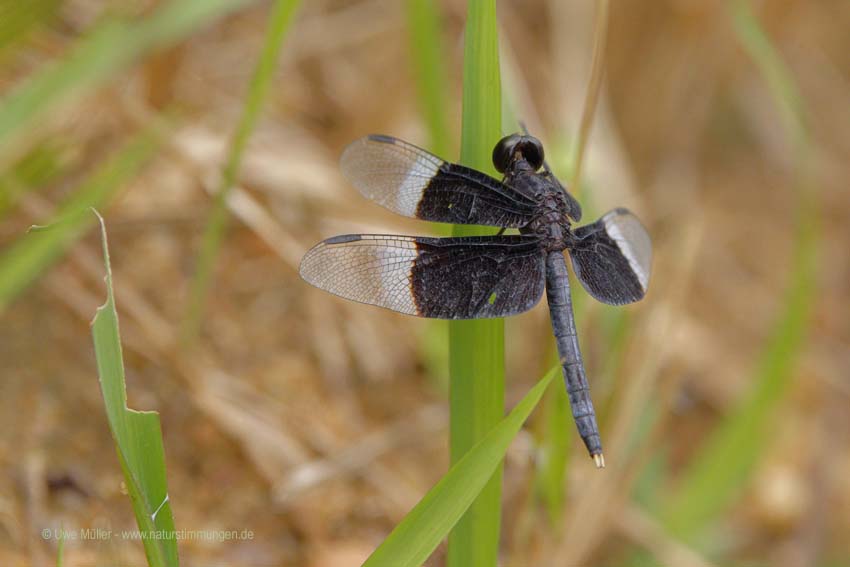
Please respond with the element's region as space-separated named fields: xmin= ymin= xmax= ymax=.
xmin=299 ymin=234 xmax=546 ymax=319
xmin=340 ymin=135 xmax=537 ymax=228
xmin=568 ymin=208 xmax=652 ymax=305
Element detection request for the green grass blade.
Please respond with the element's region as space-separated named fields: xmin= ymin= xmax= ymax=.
xmin=406 ymin=0 xmax=454 ymax=391
xmin=182 ymin=0 xmax=301 ymax=340
xmin=0 ymin=129 xmax=161 ymax=314
xmin=457 ymin=0 xmax=502 ymax=178
xmin=447 ymin=1 xmax=504 ymax=566
xmin=661 ymin=0 xmax=818 ymax=540
xmin=406 ymin=0 xmax=451 ymax=159
xmin=55 ymin=524 xmax=65 ymax=567
xmin=406 ymin=0 xmax=453 ymax=242
xmin=0 ymin=0 xmax=255 ymax=167
xmin=91 ymin=212 xmax=178 ymax=567
xmin=535 ymin=373 xmax=570 ymax=528
xmin=364 ymin=366 xmax=559 ymax=567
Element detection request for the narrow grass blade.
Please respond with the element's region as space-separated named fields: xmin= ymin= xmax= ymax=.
xmin=0 ymin=0 xmax=256 ymax=167
xmin=0 ymin=129 xmax=161 ymax=314
xmin=535 ymin=373 xmax=570 ymax=527
xmin=448 ymin=1 xmax=504 ymax=566
xmin=364 ymin=366 xmax=559 ymax=567
xmin=183 ymin=0 xmax=301 ymax=340
xmin=661 ymin=0 xmax=818 ymax=540
xmin=596 ymin=308 xmax=630 ymax=410
xmin=91 ymin=212 xmax=178 ymax=567
xmin=406 ymin=0 xmax=453 ymax=240
xmin=55 ymin=525 xmax=65 ymax=567
xmin=406 ymin=0 xmax=451 ymax=159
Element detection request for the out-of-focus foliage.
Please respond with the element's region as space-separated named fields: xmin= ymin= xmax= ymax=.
xmin=1 ymin=1 xmax=847 ymax=566
xmin=661 ymin=0 xmax=819 ymax=543
xmin=184 ymin=0 xmax=301 ymax=340
xmin=0 ymin=0 xmax=254 ymax=167
xmin=0 ymin=129 xmax=161 ymax=313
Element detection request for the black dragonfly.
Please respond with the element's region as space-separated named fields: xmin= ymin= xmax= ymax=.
xmin=300 ymin=134 xmax=652 ymax=467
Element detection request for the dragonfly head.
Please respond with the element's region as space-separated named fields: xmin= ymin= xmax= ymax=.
xmin=493 ymin=134 xmax=544 ymax=174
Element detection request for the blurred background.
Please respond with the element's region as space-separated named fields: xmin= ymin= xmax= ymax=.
xmin=1 ymin=0 xmax=848 ymax=565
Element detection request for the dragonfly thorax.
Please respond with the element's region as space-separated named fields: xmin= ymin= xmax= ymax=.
xmin=507 ymin=170 xmax=574 ymax=251
xmin=508 ymin=185 xmax=572 ymax=252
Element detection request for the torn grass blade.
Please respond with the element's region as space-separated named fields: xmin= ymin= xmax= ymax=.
xmin=91 ymin=212 xmax=178 ymax=567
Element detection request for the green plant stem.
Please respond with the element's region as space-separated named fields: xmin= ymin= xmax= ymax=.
xmin=364 ymin=365 xmax=559 ymax=567
xmin=406 ymin=0 xmax=451 ymax=159
xmin=407 ymin=0 xmax=453 ymax=391
xmin=447 ymin=1 xmax=503 ymax=566
xmin=182 ymin=0 xmax=300 ymax=341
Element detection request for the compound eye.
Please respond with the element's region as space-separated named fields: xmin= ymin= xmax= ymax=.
xmin=492 ymin=134 xmax=522 ymax=173
xmin=519 ymin=137 xmax=545 ymax=171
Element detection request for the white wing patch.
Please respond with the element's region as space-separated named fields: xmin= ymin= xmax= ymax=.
xmin=602 ymin=209 xmax=652 ymax=292
xmin=340 ymin=136 xmax=443 ymax=218
xmin=299 ymin=235 xmax=419 ymax=315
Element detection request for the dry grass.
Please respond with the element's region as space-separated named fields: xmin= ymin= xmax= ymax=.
xmin=1 ymin=1 xmax=848 ymax=566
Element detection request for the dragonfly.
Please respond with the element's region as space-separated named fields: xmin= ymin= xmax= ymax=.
xmin=299 ymin=133 xmax=652 ymax=467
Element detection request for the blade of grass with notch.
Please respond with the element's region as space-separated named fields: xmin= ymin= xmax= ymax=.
xmin=91 ymin=212 xmax=178 ymax=567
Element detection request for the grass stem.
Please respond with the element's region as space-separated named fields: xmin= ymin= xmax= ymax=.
xmin=447 ymin=1 xmax=504 ymax=565
xmin=182 ymin=0 xmax=300 ymax=341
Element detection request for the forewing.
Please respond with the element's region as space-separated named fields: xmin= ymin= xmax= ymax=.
xmin=340 ymin=135 xmax=537 ymax=228
xmin=569 ymin=208 xmax=652 ymax=305
xmin=300 ymin=234 xmax=546 ymax=319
